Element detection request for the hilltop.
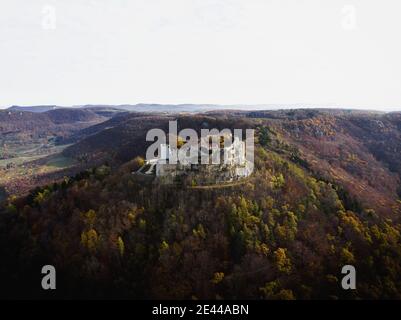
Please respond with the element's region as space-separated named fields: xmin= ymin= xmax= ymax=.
xmin=59 ymin=110 xmax=401 ymax=215
xmin=0 ymin=108 xmax=107 ymax=136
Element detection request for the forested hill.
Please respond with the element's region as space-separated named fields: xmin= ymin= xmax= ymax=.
xmin=0 ymin=108 xmax=107 ymax=137
xmin=62 ymin=110 xmax=401 ymax=215
xmin=0 ymin=110 xmax=400 ymax=299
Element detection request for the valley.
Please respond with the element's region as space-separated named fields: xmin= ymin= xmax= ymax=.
xmin=0 ymin=107 xmax=114 ymax=196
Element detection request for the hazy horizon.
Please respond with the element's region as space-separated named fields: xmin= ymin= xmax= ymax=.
xmin=2 ymin=103 xmax=400 ymax=112
xmin=2 ymin=1 xmax=401 ymax=110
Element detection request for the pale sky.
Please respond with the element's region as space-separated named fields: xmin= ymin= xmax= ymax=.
xmin=1 ymin=0 xmax=401 ymax=110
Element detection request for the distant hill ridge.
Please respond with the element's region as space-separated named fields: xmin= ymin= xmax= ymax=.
xmin=8 ymin=104 xmax=397 ymax=113
xmin=0 ymin=108 xmax=110 ymax=140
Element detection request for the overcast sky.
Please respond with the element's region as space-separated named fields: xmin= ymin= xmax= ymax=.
xmin=1 ymin=0 xmax=401 ymax=110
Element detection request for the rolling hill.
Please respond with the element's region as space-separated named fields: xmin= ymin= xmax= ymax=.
xmin=60 ymin=110 xmax=401 ymax=215
xmin=0 ymin=108 xmax=108 ymax=136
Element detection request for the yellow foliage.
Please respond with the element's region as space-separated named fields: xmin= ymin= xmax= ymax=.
xmin=274 ymin=248 xmax=292 ymax=274
xmin=193 ymin=224 xmax=206 ymax=239
xmin=34 ymin=189 xmax=51 ymax=205
xmin=160 ymin=240 xmax=169 ymax=252
xmin=117 ymin=236 xmax=125 ymax=257
xmin=341 ymin=247 xmax=355 ymax=264
xmin=83 ymin=209 xmax=96 ymax=226
xmin=211 ymin=272 xmax=225 ymax=284
xmin=271 ymin=174 xmax=285 ymax=189
xmin=81 ymin=228 xmax=99 ymax=251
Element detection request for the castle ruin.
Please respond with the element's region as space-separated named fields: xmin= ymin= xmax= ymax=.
xmin=135 ymin=133 xmax=253 ymax=185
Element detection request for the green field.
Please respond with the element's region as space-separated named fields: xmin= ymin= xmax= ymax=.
xmin=44 ymin=154 xmax=76 ymax=169
xmin=0 ymin=143 xmax=72 ymax=169
xmin=0 ymin=142 xmax=77 ymax=196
